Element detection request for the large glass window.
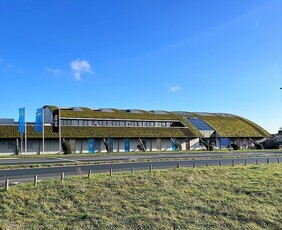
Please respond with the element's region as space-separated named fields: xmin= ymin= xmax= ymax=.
xmin=188 ymin=118 xmax=214 ymax=131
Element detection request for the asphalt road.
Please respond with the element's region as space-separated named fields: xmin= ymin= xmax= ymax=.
xmin=0 ymin=155 xmax=281 ymax=186
xmin=0 ymin=150 xmax=281 ymax=165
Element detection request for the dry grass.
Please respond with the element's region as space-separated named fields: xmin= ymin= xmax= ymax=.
xmin=0 ymin=164 xmax=282 ymax=229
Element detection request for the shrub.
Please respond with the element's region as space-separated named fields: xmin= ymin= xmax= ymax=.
xmin=14 ymin=147 xmax=19 ymax=155
xmin=137 ymin=144 xmax=142 ymax=151
xmin=62 ymin=139 xmax=72 ymax=154
xmin=201 ymin=139 xmax=213 ymax=151
xmin=254 ymin=142 xmax=263 ymax=149
xmin=231 ymin=143 xmax=240 ymax=150
xmin=175 ymin=143 xmax=182 ymax=151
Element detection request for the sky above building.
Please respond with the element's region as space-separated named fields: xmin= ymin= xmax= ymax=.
xmin=0 ymin=0 xmax=281 ymax=133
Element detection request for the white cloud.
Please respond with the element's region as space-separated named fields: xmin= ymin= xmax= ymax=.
xmin=70 ymin=59 xmax=93 ymax=80
xmin=168 ymin=85 xmax=182 ymax=93
xmin=45 ymin=67 xmax=63 ymax=76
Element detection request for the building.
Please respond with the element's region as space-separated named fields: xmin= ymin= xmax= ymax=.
xmin=275 ymin=129 xmax=282 ymax=145
xmin=0 ymin=105 xmax=270 ymax=155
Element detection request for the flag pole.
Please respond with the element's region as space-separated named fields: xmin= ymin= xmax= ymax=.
xmin=42 ymin=108 xmax=45 ymax=155
xmin=25 ymin=114 xmax=27 ymax=156
xmin=59 ymin=108 xmax=61 ymax=153
xmin=20 ymin=134 xmax=23 ymax=156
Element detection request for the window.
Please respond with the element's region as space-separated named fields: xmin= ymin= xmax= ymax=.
xmin=61 ymin=118 xmax=181 ymax=128
xmin=188 ymin=118 xmax=214 ymax=131
xmin=62 ymin=120 xmax=72 ymax=126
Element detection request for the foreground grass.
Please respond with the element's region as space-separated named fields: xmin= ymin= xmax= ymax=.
xmin=0 ymin=164 xmax=282 ymax=229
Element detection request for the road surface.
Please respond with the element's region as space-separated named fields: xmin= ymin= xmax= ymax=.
xmin=0 ymin=154 xmax=281 ymax=186
xmin=0 ymin=150 xmax=281 ymax=165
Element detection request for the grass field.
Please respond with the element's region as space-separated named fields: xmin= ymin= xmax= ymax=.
xmin=0 ymin=164 xmax=282 ymax=229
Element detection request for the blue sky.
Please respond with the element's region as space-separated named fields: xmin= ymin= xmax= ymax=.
xmin=0 ymin=0 xmax=281 ymax=133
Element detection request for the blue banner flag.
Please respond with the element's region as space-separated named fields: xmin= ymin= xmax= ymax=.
xmin=35 ymin=108 xmax=43 ymax=132
xmin=18 ymin=107 xmax=25 ymax=133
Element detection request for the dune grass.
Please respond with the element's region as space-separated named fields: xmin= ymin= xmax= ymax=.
xmin=0 ymin=164 xmax=282 ymax=229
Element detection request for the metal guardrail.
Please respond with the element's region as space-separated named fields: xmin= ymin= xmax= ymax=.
xmin=2 ymin=157 xmax=281 ymax=191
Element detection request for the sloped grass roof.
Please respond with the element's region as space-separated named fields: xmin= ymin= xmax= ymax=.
xmin=42 ymin=106 xmax=269 ymax=138
xmin=61 ymin=127 xmax=194 ymax=138
xmin=237 ymin=117 xmax=270 ymax=136
xmin=0 ymin=126 xmax=195 ymax=139
xmin=47 ymin=106 xmax=179 ymax=120
xmin=199 ymin=115 xmax=270 ymax=138
xmin=45 ymin=106 xmax=202 ymax=137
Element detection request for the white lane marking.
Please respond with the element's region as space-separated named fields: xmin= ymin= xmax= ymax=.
xmin=52 ymin=157 xmax=81 ymax=163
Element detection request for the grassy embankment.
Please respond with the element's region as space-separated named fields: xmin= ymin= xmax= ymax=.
xmin=0 ymin=164 xmax=282 ymax=229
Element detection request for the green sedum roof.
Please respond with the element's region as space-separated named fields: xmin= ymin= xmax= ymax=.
xmin=47 ymin=106 xmax=178 ymax=120
xmin=32 ymin=106 xmax=270 ymax=139
xmin=198 ymin=115 xmax=270 ymax=138
xmin=44 ymin=106 xmax=202 ymax=137
xmin=0 ymin=125 xmax=195 ymax=139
